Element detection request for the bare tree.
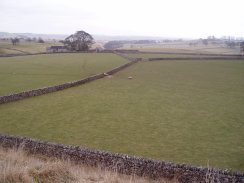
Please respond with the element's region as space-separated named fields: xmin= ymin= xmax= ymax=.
xmin=37 ymin=37 xmax=45 ymax=43
xmin=26 ymin=38 xmax=32 ymax=42
xmin=64 ymin=30 xmax=94 ymax=51
xmin=240 ymin=42 xmax=244 ymax=54
xmin=11 ymin=38 xmax=20 ymax=45
xmin=202 ymin=39 xmax=208 ymax=46
xmin=225 ymin=41 xmax=236 ymax=48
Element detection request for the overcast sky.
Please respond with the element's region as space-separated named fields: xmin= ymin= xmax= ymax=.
xmin=0 ymin=0 xmax=243 ymax=38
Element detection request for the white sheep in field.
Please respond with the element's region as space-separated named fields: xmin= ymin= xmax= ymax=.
xmin=128 ymin=76 xmax=133 ymax=79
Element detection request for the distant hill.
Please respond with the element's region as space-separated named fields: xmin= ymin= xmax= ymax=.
xmin=1 ymin=32 xmax=243 ymax=42
xmin=93 ymin=35 xmax=168 ymax=41
xmin=0 ymin=32 xmax=67 ymax=40
xmin=0 ymin=31 xmax=168 ymax=41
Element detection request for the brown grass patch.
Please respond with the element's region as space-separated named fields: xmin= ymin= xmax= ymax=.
xmin=0 ymin=147 xmax=175 ymax=183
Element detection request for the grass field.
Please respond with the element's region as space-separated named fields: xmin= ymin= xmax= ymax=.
xmin=0 ymin=40 xmax=62 ymax=54
xmin=0 ymin=60 xmax=243 ymax=171
xmin=122 ymin=43 xmax=240 ymax=55
xmin=125 ymin=53 xmax=238 ymax=59
xmin=0 ymin=47 xmax=25 ymax=55
xmin=0 ymin=53 xmax=127 ymax=95
xmin=0 ymin=40 xmax=104 ymax=55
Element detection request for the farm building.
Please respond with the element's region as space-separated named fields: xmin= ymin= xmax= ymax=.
xmin=46 ymin=46 xmax=68 ymax=53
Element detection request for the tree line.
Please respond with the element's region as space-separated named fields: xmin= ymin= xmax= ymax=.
xmin=103 ymin=40 xmax=157 ymax=49
xmin=10 ymin=37 xmax=45 ymax=45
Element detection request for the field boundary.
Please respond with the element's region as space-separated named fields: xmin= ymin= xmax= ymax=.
xmin=0 ymin=59 xmax=138 ymax=104
xmin=0 ymin=51 xmax=116 ymax=57
xmin=137 ymin=51 xmax=244 ymax=57
xmin=147 ymin=57 xmax=244 ymax=61
xmin=0 ymin=47 xmax=31 ymax=54
xmin=1 ymin=50 xmax=244 ymax=58
xmin=113 ymin=51 xmax=244 ymax=61
xmin=0 ymin=134 xmax=243 ymax=183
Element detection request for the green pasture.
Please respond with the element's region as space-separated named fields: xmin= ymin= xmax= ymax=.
xmin=0 ymin=60 xmax=244 ymax=171
xmin=122 ymin=43 xmax=240 ymax=54
xmin=0 ymin=47 xmax=24 ymax=55
xmin=125 ymin=53 xmax=235 ymax=59
xmin=0 ymin=53 xmax=127 ymax=95
xmin=0 ymin=40 xmax=62 ymax=54
xmin=0 ymin=40 xmax=103 ymax=55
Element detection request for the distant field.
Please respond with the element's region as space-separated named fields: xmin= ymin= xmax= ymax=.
xmin=0 ymin=53 xmax=127 ymax=95
xmin=0 ymin=60 xmax=243 ymax=171
xmin=122 ymin=43 xmax=240 ymax=55
xmin=125 ymin=53 xmax=237 ymax=59
xmin=0 ymin=40 xmax=62 ymax=54
xmin=0 ymin=47 xmax=24 ymax=55
xmin=0 ymin=40 xmax=103 ymax=55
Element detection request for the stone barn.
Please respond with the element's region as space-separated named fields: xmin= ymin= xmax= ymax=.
xmin=46 ymin=46 xmax=68 ymax=53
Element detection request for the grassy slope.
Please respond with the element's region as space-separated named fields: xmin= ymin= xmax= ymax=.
xmin=125 ymin=53 xmax=234 ymax=59
xmin=122 ymin=43 xmax=240 ymax=54
xmin=0 ymin=147 xmax=168 ymax=183
xmin=0 ymin=48 xmax=24 ymax=55
xmin=0 ymin=40 xmax=104 ymax=55
xmin=0 ymin=60 xmax=244 ymax=170
xmin=0 ymin=41 xmax=62 ymax=54
xmin=0 ymin=53 xmax=127 ymax=95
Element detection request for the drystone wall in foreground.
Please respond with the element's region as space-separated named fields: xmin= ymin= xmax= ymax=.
xmin=0 ymin=134 xmax=243 ymax=183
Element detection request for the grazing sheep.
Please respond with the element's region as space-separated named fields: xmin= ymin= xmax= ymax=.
xmin=128 ymin=76 xmax=133 ymax=79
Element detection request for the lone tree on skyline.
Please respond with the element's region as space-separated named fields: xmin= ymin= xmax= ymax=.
xmin=64 ymin=30 xmax=94 ymax=51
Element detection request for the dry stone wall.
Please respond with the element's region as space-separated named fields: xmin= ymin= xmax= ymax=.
xmin=139 ymin=51 xmax=244 ymax=57
xmin=0 ymin=134 xmax=243 ymax=183
xmin=0 ymin=60 xmax=138 ymax=104
xmin=147 ymin=57 xmax=244 ymax=61
xmin=0 ymin=51 xmax=114 ymax=58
